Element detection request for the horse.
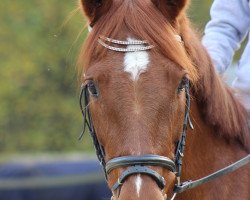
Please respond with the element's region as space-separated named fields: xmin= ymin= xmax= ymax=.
xmin=78 ymin=0 xmax=250 ymax=199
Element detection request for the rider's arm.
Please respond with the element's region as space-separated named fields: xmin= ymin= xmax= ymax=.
xmin=202 ymin=0 xmax=250 ymax=74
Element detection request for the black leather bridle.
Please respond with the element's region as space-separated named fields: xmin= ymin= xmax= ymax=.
xmin=79 ymin=80 xmax=250 ymax=200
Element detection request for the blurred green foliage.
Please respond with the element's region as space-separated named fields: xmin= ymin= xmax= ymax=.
xmin=0 ymin=0 xmax=92 ymax=153
xmin=0 ymin=0 xmax=219 ymax=153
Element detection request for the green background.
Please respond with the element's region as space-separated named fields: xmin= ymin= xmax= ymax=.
xmin=0 ymin=0 xmax=224 ymax=155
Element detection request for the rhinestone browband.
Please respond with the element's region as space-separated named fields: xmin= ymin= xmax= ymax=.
xmin=97 ymin=35 xmax=184 ymax=52
xmin=88 ymin=25 xmax=183 ymax=52
xmin=99 ymin=35 xmax=149 ymax=45
xmin=98 ymin=36 xmax=154 ymax=52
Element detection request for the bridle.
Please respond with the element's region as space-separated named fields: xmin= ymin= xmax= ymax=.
xmin=79 ymin=72 xmax=193 ymax=199
xmin=79 ymin=36 xmax=250 ymax=200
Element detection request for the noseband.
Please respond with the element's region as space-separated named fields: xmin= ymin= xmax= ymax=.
xmin=79 ymin=36 xmax=250 ymax=199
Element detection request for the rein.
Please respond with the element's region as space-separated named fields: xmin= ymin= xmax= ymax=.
xmin=79 ymin=36 xmax=250 ymax=199
xmin=174 ymin=155 xmax=250 ymax=194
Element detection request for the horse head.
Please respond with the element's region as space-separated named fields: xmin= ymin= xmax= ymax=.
xmin=79 ymin=0 xmax=250 ymax=199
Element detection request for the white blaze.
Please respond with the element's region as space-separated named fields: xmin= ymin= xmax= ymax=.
xmin=124 ymin=38 xmax=149 ymax=80
xmin=135 ymin=175 xmax=142 ymax=197
xmin=123 ymin=39 xmax=146 ymax=196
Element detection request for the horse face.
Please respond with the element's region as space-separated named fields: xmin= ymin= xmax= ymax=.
xmin=83 ymin=52 xmax=188 ymax=199
xmin=80 ymin=0 xmax=192 ymax=199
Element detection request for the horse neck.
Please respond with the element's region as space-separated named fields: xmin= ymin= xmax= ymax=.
xmin=187 ymin=100 xmax=248 ymax=170
xmin=177 ymin=101 xmax=249 ymax=199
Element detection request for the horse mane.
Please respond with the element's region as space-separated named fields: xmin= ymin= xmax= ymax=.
xmin=178 ymin=17 xmax=250 ymax=152
xmin=79 ymin=0 xmax=250 ymax=152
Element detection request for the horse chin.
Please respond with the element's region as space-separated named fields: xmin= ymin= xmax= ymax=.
xmin=112 ymin=175 xmax=167 ymax=200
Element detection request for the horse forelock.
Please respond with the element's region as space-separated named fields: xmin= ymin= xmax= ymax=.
xmin=79 ymin=0 xmax=198 ymax=82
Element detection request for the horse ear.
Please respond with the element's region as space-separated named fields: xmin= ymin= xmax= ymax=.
xmin=80 ymin=0 xmax=112 ymax=26
xmin=152 ymin=0 xmax=189 ymax=22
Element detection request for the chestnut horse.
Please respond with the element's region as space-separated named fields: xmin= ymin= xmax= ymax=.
xmin=78 ymin=0 xmax=250 ymax=199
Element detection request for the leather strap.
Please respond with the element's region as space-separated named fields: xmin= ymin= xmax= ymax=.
xmin=112 ymin=166 xmax=166 ymax=191
xmin=174 ymin=154 xmax=250 ymax=194
xmin=106 ymin=155 xmax=176 ymax=174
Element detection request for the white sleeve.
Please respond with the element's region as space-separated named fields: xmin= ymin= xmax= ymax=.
xmin=202 ymin=0 xmax=250 ymax=74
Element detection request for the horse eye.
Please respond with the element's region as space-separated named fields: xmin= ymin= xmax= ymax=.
xmin=95 ymin=0 xmax=102 ymax=7
xmin=177 ymin=76 xmax=188 ymax=94
xmin=87 ymin=81 xmax=99 ymax=97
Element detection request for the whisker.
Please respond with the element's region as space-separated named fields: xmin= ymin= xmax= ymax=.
xmin=67 ymin=24 xmax=88 ymax=57
xmin=60 ymin=7 xmax=81 ymax=31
